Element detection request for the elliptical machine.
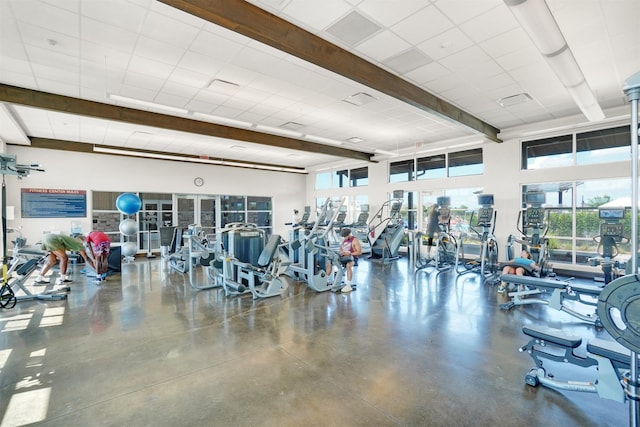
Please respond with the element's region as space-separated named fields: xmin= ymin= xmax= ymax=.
xmin=505 ymin=191 xmax=554 ymax=277
xmin=589 ymin=207 xmax=629 ymax=285
xmin=455 ymin=194 xmax=499 ymax=283
xmin=416 ymin=196 xmax=457 ymax=272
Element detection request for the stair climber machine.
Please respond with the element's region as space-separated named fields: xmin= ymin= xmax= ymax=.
xmin=415 ymin=196 xmax=458 ymax=273
xmin=285 ymin=197 xmax=346 ymax=292
xmin=352 ymin=205 xmax=371 ymax=254
xmin=588 ymin=207 xmax=629 ymax=285
xmin=368 ymin=192 xmax=405 ymax=264
xmin=455 ymin=194 xmax=500 ymax=284
xmin=500 ymin=192 xmax=606 ymax=326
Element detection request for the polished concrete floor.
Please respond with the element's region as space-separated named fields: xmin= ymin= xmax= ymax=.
xmin=0 ymin=255 xmax=628 ymax=427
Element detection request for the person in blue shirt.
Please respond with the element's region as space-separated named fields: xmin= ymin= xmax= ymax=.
xmin=498 ymin=249 xmax=538 ymax=293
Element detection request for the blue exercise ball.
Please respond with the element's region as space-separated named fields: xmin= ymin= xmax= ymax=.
xmin=116 ymin=193 xmax=142 ymax=215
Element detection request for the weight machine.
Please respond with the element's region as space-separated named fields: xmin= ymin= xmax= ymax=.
xmin=0 ymin=228 xmax=69 ymax=308
xmin=455 ymin=194 xmax=499 ymax=283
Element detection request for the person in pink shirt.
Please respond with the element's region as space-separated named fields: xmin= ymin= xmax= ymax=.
xmin=81 ymin=231 xmax=111 ymax=283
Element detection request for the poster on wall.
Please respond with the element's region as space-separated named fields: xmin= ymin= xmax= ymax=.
xmin=21 ymin=188 xmax=87 ymax=218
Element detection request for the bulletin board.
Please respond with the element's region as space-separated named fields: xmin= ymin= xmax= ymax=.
xmin=21 ymin=188 xmax=87 ymax=218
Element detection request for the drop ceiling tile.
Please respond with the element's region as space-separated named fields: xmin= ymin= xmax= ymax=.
xmin=458 ymin=5 xmax=517 ymax=43
xmin=140 ymin=10 xmax=201 ymax=48
xmin=11 ymin=1 xmax=79 ymax=37
xmin=405 ymin=62 xmax=452 ymax=85
xmin=434 ymin=0 xmax=502 ymax=25
xmin=134 ymin=36 xmax=185 ymax=65
xmin=416 ymin=27 xmax=474 ymax=61
xmin=82 ymin=17 xmax=138 ymax=54
xmin=391 ymin=5 xmax=453 ymax=45
xmin=479 ymin=28 xmax=532 ymax=58
xmin=325 ymin=10 xmax=381 ymax=46
xmin=81 ymin=0 xmax=147 ymax=32
xmin=355 ymin=30 xmax=411 ymax=62
xmin=282 ymin=0 xmax=352 ymax=31
xmin=383 ymin=48 xmax=433 ymax=74
xmin=358 ymin=0 xmax=429 ymax=27
xmin=128 ymin=56 xmax=174 ymax=81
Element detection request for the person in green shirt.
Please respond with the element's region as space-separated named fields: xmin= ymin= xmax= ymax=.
xmin=35 ymin=233 xmax=86 ymax=286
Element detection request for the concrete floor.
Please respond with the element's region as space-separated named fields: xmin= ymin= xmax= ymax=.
xmin=0 ymin=256 xmax=628 ymax=427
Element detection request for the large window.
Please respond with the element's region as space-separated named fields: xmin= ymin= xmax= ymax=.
xmin=522 ymin=134 xmax=573 ymax=170
xmin=389 ymin=159 xmax=414 ymax=182
xmin=522 ymin=125 xmax=632 ymax=170
xmin=350 ymin=167 xmax=369 ymax=187
xmin=315 ymin=167 xmax=368 ymax=189
xmin=576 ymin=126 xmax=631 ymax=165
xmin=522 ymin=179 xmax=632 ymax=266
xmin=448 ymin=148 xmax=483 ymax=177
xmin=416 ymin=155 xmax=446 ymax=180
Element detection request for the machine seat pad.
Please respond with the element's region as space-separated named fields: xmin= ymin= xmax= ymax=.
xmin=501 ymin=274 xmax=566 ymax=289
xmin=587 ymin=338 xmax=631 ymax=365
xmin=258 ymin=235 xmax=281 ymax=267
xmin=16 ymin=258 xmax=40 ymax=276
xmin=522 ymin=325 xmax=582 ymax=348
xmin=570 ymin=283 xmax=603 ymax=296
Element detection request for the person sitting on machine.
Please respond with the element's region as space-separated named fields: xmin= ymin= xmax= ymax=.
xmin=35 ymin=233 xmax=88 ymax=286
xmin=326 ymin=228 xmax=362 ymax=293
xmin=498 ymin=249 xmax=538 ymax=294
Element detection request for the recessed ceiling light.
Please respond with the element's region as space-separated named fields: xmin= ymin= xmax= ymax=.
xmin=342 ymin=92 xmax=376 ymax=106
xmin=497 ymin=93 xmax=532 ymax=107
xmin=346 ymin=137 xmax=364 ymax=143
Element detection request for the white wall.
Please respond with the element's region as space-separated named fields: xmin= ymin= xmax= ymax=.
xmin=4 ymin=146 xmax=306 ymax=249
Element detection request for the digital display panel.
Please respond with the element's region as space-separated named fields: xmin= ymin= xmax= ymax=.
xmin=477 ymin=207 xmax=494 ymax=225
xmin=526 ymin=207 xmax=544 ymax=223
xmin=599 ymin=208 xmax=624 ymax=220
xmin=601 ymin=223 xmax=624 ymax=241
xmin=525 ymin=192 xmax=545 ymax=205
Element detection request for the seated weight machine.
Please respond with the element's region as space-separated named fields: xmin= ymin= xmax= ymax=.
xmin=218 ymin=232 xmax=289 ymax=299
xmin=517 ymin=274 xmax=640 ymax=415
xmin=455 ymin=194 xmax=500 ymax=283
xmin=0 ymin=228 xmax=69 ymax=308
xmin=499 ymin=192 xmax=605 ymax=325
xmin=416 ymin=196 xmax=457 ymax=272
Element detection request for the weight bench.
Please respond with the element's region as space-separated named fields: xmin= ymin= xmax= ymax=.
xmin=500 ymin=273 xmax=603 ymax=326
xmin=221 ymin=234 xmax=289 ymax=299
xmin=519 ymin=324 xmax=630 ymax=403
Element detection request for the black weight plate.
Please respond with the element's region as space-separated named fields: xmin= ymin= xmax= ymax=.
xmin=598 ymin=274 xmax=640 ymax=353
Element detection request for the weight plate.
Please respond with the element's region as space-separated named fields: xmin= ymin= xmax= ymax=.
xmin=598 ymin=274 xmax=640 ymax=353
